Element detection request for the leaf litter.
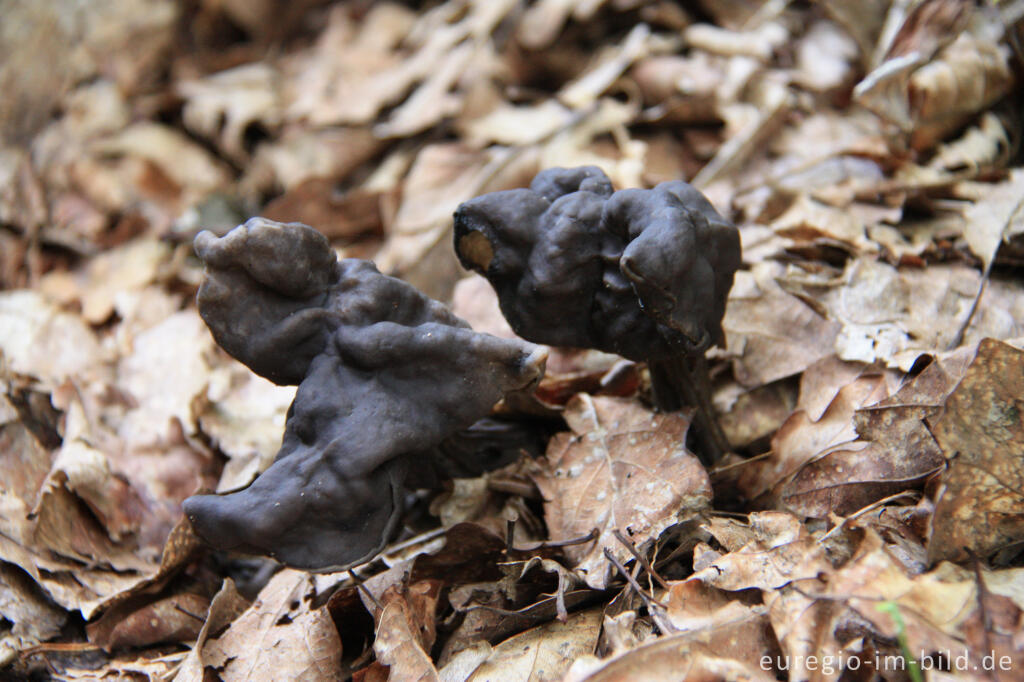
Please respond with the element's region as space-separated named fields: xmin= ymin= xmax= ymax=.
xmin=2 ymin=0 xmax=1024 ymax=679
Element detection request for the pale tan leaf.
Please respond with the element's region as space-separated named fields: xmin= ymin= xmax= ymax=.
xmin=692 ymin=513 xmax=829 ymax=592
xmin=566 ymin=630 xmax=776 ymax=682
xmin=559 ymin=24 xmax=654 ymax=109
xmin=466 ymin=606 xmax=602 ymax=681
xmin=178 ymin=63 xmax=283 ymax=163
xmin=199 ymin=362 xmax=294 ymax=492
xmin=374 ymin=581 xmax=443 ymax=682
xmin=960 ymin=168 xmax=1024 ymax=271
xmin=0 ymin=291 xmax=102 ymax=389
xmin=531 ymin=395 xmax=711 ymax=589
xmin=204 ymin=570 xmax=343 ymax=681
xmin=723 ymin=262 xmax=841 ymax=388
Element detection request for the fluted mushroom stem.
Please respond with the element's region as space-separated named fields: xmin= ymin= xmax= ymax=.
xmin=649 ymin=355 xmax=730 ymax=466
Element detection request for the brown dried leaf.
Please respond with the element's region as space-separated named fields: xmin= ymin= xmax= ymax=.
xmin=374 ymin=580 xmax=443 ymax=682
xmin=716 ymin=378 xmax=797 ymax=451
xmin=565 ymin=630 xmax=776 ymax=682
xmin=928 ymin=338 xmax=1024 ymax=563
xmin=663 ymin=579 xmax=774 ymax=661
xmin=178 ymin=63 xmax=282 ymax=163
xmin=0 ymin=291 xmax=103 ymax=388
xmin=450 ymin=274 xmax=517 ymax=340
xmin=87 ymin=592 xmax=209 ymax=651
xmin=559 ymin=24 xmax=656 ymax=109
xmin=792 ymin=20 xmax=858 ymax=94
xmin=531 ymin=395 xmax=711 ymax=589
xmin=199 ymin=362 xmax=295 ymax=492
xmin=284 ymin=3 xmax=418 ymax=126
xmin=175 ymin=578 xmax=251 ymax=682
xmin=724 ymin=262 xmax=841 ymax=388
xmin=244 ymin=126 xmax=383 ymax=193
xmin=684 ymin=21 xmax=788 ymax=62
xmin=262 ymin=179 xmax=384 ymax=241
xmin=781 ymin=259 xmax=1024 ymax=368
xmin=763 ymin=583 xmax=845 ymax=682
xmin=465 ymin=606 xmax=602 ymax=681
xmin=376 ymin=143 xmax=490 ymax=278
xmin=854 ymin=5 xmax=1013 ymax=147
xmin=961 ymin=168 xmax=1024 ymax=271
xmin=824 ymin=529 xmax=1024 ymax=668
xmin=39 ymin=237 xmax=172 ymax=325
xmin=0 ymin=563 xmax=66 ymax=667
xmin=771 ymin=194 xmax=875 ymax=253
xmin=203 ymin=569 xmax=343 ymax=681
xmin=463 ymin=100 xmax=574 ymax=148
xmin=90 ymin=122 xmax=231 ymax=199
xmin=692 ymin=513 xmax=829 ymax=591
xmin=737 ymin=367 xmax=889 ymax=504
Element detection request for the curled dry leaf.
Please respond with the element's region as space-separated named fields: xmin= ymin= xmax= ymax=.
xmin=960 ymin=168 xmax=1024 ymax=271
xmin=0 ymin=291 xmax=103 ymax=389
xmin=558 ymin=23 xmax=656 ymax=109
xmin=663 ymin=578 xmax=775 ymax=665
xmin=692 ymin=512 xmax=830 ymax=592
xmin=738 ymin=369 xmax=888 ymax=505
xmin=202 ymin=570 xmax=343 ymax=681
xmin=86 ymin=592 xmax=209 ymax=652
xmin=723 ymin=262 xmax=841 ymax=388
xmin=928 ymin=338 xmax=1024 ymax=563
xmin=854 ymin=4 xmax=1014 ymax=148
xmin=461 ymin=606 xmax=602 ymax=682
xmin=565 ymin=631 xmax=777 ymax=682
xmin=530 ymin=395 xmax=711 ymax=589
xmin=38 ymin=237 xmax=172 ymax=325
xmin=243 ymin=126 xmax=384 ymax=193
xmin=178 ymin=63 xmax=282 ymax=163
xmin=174 ymin=578 xmax=251 ymax=682
xmin=780 ymin=258 xmax=1024 ymax=368
xmin=0 ymin=563 xmax=66 ymax=667
xmin=283 ymin=3 xmax=417 ymax=126
xmin=825 ymin=529 xmax=1024 ymax=668
xmin=374 ymin=580 xmax=443 ymax=682
xmin=198 ymin=363 xmax=295 ymax=493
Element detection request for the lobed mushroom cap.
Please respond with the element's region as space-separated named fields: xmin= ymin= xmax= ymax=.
xmin=453 ymin=166 xmax=741 ymax=361
xmin=187 ymin=219 xmax=546 ymax=571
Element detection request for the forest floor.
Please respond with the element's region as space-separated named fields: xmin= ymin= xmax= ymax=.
xmin=2 ymin=1 xmax=1024 ymax=680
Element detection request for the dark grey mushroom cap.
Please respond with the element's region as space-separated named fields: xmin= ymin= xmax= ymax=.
xmin=454 ymin=167 xmax=741 ymax=361
xmin=187 ymin=219 xmax=546 ymax=571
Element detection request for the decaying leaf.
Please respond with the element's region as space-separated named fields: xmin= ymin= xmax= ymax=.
xmin=565 ymin=629 xmax=777 ymax=682
xmin=202 ymin=570 xmax=344 ymax=680
xmin=724 ymin=262 xmax=841 ymax=388
xmin=531 ymin=395 xmax=711 ymax=589
xmin=692 ymin=512 xmax=830 ymax=592
xmin=928 ymin=338 xmax=1024 ymax=563
xmin=374 ymin=580 xmax=443 ymax=682
xmin=462 ymin=606 xmax=602 ymax=681
xmin=960 ymin=168 xmax=1024 ymax=271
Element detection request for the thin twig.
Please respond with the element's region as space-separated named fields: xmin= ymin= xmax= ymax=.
xmin=603 ymin=548 xmax=673 ymax=634
xmin=613 ymin=529 xmax=669 ymax=590
xmin=349 ymin=569 xmax=382 ymax=615
xmin=709 ymin=450 xmax=774 ymax=475
xmin=968 ymin=550 xmax=998 ymax=682
xmin=512 ymin=528 xmax=599 ymax=553
xmin=817 ymin=491 xmax=921 ymax=544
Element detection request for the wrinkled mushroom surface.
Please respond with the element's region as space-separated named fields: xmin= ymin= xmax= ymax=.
xmin=185 ymin=218 xmax=546 ymax=571
xmin=453 ymin=166 xmax=741 ymax=361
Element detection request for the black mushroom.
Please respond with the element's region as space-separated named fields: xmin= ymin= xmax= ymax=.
xmin=453 ymin=166 xmax=741 ymax=462
xmin=185 ymin=218 xmax=546 ymax=571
